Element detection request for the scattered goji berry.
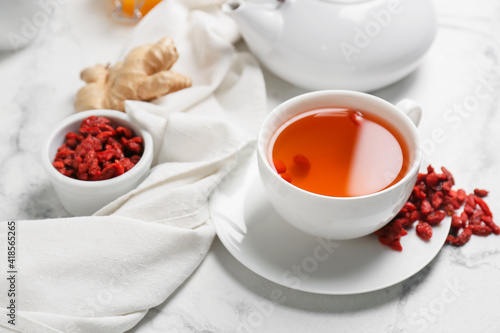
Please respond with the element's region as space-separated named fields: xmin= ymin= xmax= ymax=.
xmin=416 ymin=222 xmax=432 ymax=240
xmin=451 ymin=215 xmax=463 ymax=229
xmin=421 ymin=200 xmax=432 ymax=215
xmin=404 ymin=202 xmax=417 ymax=212
xmin=474 ymin=195 xmax=492 ymax=217
xmin=456 ymin=189 xmax=466 ymax=204
xmin=426 ymin=172 xmax=439 ymax=188
xmin=444 ymin=203 xmax=455 ymax=216
xmin=442 ymin=180 xmax=453 ymax=192
xmin=464 ymin=204 xmax=475 ymax=217
xmin=441 ymin=167 xmax=455 ymax=185
xmin=396 ymin=217 xmax=411 ymax=229
xmin=447 ymin=228 xmax=472 ymax=246
xmin=431 ymin=191 xmax=443 ymax=209
xmin=465 ymin=194 xmax=476 ymax=208
xmin=375 ymin=219 xmax=407 ymax=252
xmin=474 ymin=189 xmax=489 ymax=198
xmin=409 ymin=210 xmax=420 ymax=223
xmin=459 ymin=211 xmax=468 ymax=224
xmin=470 ymin=225 xmax=492 ymax=236
xmin=481 ymin=216 xmax=500 ymax=235
xmin=469 ymin=210 xmax=483 ymax=225
xmin=375 ymin=165 xmax=496 ymax=251
xmin=426 ymin=211 xmax=446 ymax=225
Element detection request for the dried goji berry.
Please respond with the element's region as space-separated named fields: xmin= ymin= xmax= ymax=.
xmin=396 ymin=217 xmax=411 ymax=229
xmin=448 ymin=227 xmax=472 ymax=246
xmin=378 ymin=237 xmax=403 ymax=252
xmin=465 ymin=194 xmax=476 ymax=208
xmin=431 ymin=191 xmax=443 ymax=209
xmin=404 ymin=202 xmax=417 ymax=212
xmin=280 ymin=173 xmax=292 ymax=183
xmin=79 ymin=126 xmax=102 ymax=136
xmin=417 ymin=173 xmax=427 ymax=182
xmin=55 ymin=146 xmax=74 ymax=160
xmin=273 ymin=159 xmax=286 ymax=174
xmin=293 ymin=154 xmax=311 ymax=171
xmin=469 ymin=210 xmax=483 ymax=225
xmin=53 ymin=161 xmax=65 ymax=169
xmin=451 ymin=215 xmax=463 ymax=229
xmin=97 ymin=150 xmax=115 ymax=164
xmin=426 ymin=210 xmax=446 ymax=225
xmin=443 ymin=203 xmax=456 ymax=216
xmin=349 ymin=110 xmax=363 ymax=126
xmin=96 ymin=131 xmax=114 ymax=144
xmin=98 ymin=163 xmax=118 ymax=180
xmin=375 ymin=219 xmax=407 ymax=251
xmin=481 ymin=216 xmax=500 ymax=235
xmin=420 ymin=200 xmax=432 ymax=215
xmin=456 ymin=189 xmax=466 ymax=204
xmin=442 ymin=180 xmax=453 ymax=192
xmin=416 ymin=222 xmax=432 ymax=240
xmin=412 ymin=186 xmax=426 ymax=200
xmin=464 ymin=204 xmax=475 ymax=217
xmin=71 ymin=156 xmax=82 ymax=170
xmin=65 ymin=132 xmax=80 ymax=149
xmin=474 ymin=189 xmax=489 ymax=198
xmin=375 ymin=219 xmax=406 ymax=240
xmin=474 ymin=195 xmax=492 ymax=217
xmin=470 ymin=225 xmax=492 ymax=236
xmin=441 ymin=167 xmax=455 ymax=185
xmin=459 ymin=211 xmax=468 ymax=224
xmin=97 ymin=123 xmax=115 ymax=135
xmin=119 ymin=158 xmax=135 ymax=172
xmin=409 ymin=210 xmax=420 ymax=223
xmin=116 ymin=126 xmax=132 ymax=138
xmin=130 ymin=155 xmax=141 ymax=164
xmin=81 ymin=115 xmax=110 ymax=128
xmin=126 ymin=137 xmax=143 ymax=154
xmin=88 ymin=157 xmax=100 ymax=177
xmin=426 ymin=172 xmax=439 ymax=188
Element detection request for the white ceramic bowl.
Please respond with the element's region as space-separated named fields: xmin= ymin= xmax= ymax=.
xmin=41 ymin=110 xmax=153 ymax=216
xmin=257 ymin=90 xmax=422 ymax=240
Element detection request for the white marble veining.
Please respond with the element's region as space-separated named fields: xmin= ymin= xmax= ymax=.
xmin=1 ymin=0 xmax=500 ymax=332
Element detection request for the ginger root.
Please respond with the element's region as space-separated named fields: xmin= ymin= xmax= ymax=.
xmin=74 ymin=37 xmax=191 ymax=112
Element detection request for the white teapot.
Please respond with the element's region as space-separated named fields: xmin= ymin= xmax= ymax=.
xmin=222 ymin=0 xmax=437 ymax=91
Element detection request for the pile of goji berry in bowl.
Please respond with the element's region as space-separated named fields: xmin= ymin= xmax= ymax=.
xmin=41 ymin=110 xmax=153 ymax=216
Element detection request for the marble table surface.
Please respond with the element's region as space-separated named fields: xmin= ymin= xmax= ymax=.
xmin=1 ymin=0 xmax=500 ymax=332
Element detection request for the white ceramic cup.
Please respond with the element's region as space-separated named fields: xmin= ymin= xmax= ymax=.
xmin=257 ymin=90 xmax=422 ymax=240
xmin=41 ymin=110 xmax=153 ymax=216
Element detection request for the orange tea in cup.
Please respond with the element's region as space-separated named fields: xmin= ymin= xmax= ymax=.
xmin=269 ymin=107 xmax=410 ymax=197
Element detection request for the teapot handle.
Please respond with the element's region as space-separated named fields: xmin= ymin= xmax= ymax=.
xmin=396 ymin=98 xmax=422 ymax=127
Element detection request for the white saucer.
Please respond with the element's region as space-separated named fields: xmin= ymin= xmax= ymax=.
xmin=209 ymin=151 xmax=451 ymax=295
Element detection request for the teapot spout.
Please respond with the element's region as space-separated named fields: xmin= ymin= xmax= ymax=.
xmin=222 ymin=0 xmax=283 ymax=54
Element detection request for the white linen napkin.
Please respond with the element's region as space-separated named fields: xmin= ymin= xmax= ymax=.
xmin=0 ymin=0 xmax=265 ymax=332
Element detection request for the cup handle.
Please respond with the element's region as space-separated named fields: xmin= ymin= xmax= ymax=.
xmin=395 ymin=98 xmax=421 ymax=127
